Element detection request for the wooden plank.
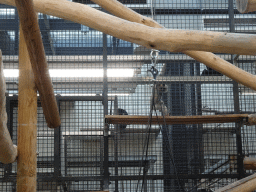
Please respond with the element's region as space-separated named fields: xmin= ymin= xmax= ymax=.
xmin=0 ymin=50 xmax=17 ymax=164
xmin=105 ymin=114 xmax=249 ymax=125
xmin=16 ymin=25 xmax=37 ymax=192
xmin=236 ymin=0 xmax=256 ymax=13
xmin=14 ymin=0 xmax=61 ymax=128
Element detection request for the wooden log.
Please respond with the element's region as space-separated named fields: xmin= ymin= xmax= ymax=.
xmin=91 ymin=0 xmax=164 ymax=29
xmin=105 ymin=114 xmax=249 ymax=125
xmin=247 ymin=114 xmax=256 ymax=125
xmin=0 ymin=50 xmax=17 ymax=164
xmin=236 ymin=0 xmax=256 ymax=13
xmin=215 ymin=173 xmax=256 ymax=192
xmin=1 ymin=0 xmax=256 ymax=55
xmin=14 ymin=0 xmax=61 ymax=128
xmin=91 ymin=0 xmax=256 ymax=92
xmin=184 ymin=51 xmax=256 ymax=91
xmin=17 ymin=25 xmax=37 ymax=192
xmin=244 ymin=157 xmax=256 ymax=170
xmin=3 ymin=0 xmax=256 ymax=92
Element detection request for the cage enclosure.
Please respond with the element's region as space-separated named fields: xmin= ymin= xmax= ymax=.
xmin=1 ymin=0 xmax=256 ymax=191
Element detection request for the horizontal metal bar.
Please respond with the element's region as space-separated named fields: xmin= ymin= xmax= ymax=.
xmin=0 ymin=173 xmax=241 ymax=182
xmin=0 ymin=18 xmax=80 ymax=30
xmin=3 ymin=54 xmax=255 ymax=65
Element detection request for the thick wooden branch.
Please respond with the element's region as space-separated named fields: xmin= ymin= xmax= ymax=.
xmin=14 ymin=0 xmax=61 ymax=128
xmin=17 ymin=25 xmax=37 ymax=192
xmin=244 ymin=157 xmax=256 ymax=170
xmin=91 ymin=0 xmax=256 ymax=92
xmin=1 ymin=0 xmax=256 ymax=55
xmin=91 ymin=0 xmax=164 ymax=29
xmin=0 ymin=50 xmax=17 ymax=164
xmin=236 ymin=0 xmax=256 ymax=13
xmin=184 ymin=51 xmax=256 ymax=91
xmin=215 ymin=173 xmax=256 ymax=192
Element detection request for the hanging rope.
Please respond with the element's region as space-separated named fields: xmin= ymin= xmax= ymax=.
xmin=135 ymin=49 xmax=185 ymax=192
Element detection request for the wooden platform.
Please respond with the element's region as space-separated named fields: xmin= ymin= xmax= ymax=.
xmin=105 ymin=114 xmax=250 ymax=125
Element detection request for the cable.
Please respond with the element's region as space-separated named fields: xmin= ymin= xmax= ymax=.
xmin=154 ymin=91 xmax=186 ymax=192
xmin=135 ymin=81 xmax=156 ymax=192
xmin=136 ymin=82 xmax=186 ymax=192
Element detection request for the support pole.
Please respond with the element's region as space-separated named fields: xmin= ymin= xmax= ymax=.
xmin=236 ymin=0 xmax=256 ymax=13
xmin=14 ymin=0 xmax=61 ymax=128
xmin=0 ymin=50 xmax=17 ymax=164
xmin=16 ymin=26 xmax=37 ymax=192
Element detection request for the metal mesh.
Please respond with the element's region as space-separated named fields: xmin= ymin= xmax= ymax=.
xmin=0 ymin=0 xmax=256 ymax=191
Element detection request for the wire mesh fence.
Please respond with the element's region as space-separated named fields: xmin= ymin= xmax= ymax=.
xmin=0 ymin=0 xmax=256 ymax=191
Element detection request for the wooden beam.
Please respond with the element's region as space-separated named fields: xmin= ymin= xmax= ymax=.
xmin=244 ymin=157 xmax=256 ymax=170
xmin=215 ymin=173 xmax=256 ymax=192
xmin=236 ymin=0 xmax=256 ymax=13
xmin=91 ymin=0 xmax=256 ymax=92
xmin=14 ymin=0 xmax=61 ymax=128
xmin=1 ymin=0 xmax=256 ymax=55
xmin=0 ymin=50 xmax=17 ymax=164
xmin=105 ymin=114 xmax=249 ymax=125
xmin=91 ymin=0 xmax=164 ymax=29
xmin=184 ymin=51 xmax=256 ymax=92
xmin=16 ymin=25 xmax=37 ymax=192
xmin=2 ymin=0 xmax=256 ymax=91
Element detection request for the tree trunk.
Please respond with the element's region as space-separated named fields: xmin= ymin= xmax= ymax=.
xmin=236 ymin=0 xmax=256 ymax=13
xmin=14 ymin=0 xmax=61 ymax=128
xmin=1 ymin=0 xmax=256 ymax=55
xmin=16 ymin=25 xmax=37 ymax=192
xmin=0 ymin=50 xmax=17 ymax=164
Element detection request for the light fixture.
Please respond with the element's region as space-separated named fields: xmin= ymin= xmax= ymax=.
xmin=58 ymin=93 xmax=130 ymax=96
xmin=4 ymin=69 xmax=134 ymax=78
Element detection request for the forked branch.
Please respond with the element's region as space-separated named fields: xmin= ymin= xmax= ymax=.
xmin=91 ymin=0 xmax=256 ymax=92
xmin=1 ymin=0 xmax=256 ymax=55
xmin=14 ymin=0 xmax=61 ymax=128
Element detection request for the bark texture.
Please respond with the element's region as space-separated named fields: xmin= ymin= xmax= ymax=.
xmin=0 ymin=50 xmax=17 ymax=164
xmin=236 ymin=0 xmax=256 ymax=13
xmin=1 ymin=0 xmax=256 ymax=55
xmin=91 ymin=0 xmax=256 ymax=91
xmin=17 ymin=25 xmax=38 ymax=192
xmin=15 ymin=0 xmax=61 ymax=128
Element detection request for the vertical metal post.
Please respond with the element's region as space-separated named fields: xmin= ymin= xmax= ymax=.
xmin=64 ymin=137 xmax=68 ymax=177
xmin=229 ymin=0 xmax=245 ymax=179
xmin=54 ymin=99 xmax=61 ymax=179
xmin=103 ymin=33 xmax=109 ymax=191
xmin=14 ymin=9 xmax=19 ymax=55
xmin=114 ymin=96 xmax=119 ymax=192
xmin=195 ymin=63 xmax=204 ymax=174
xmin=228 ymin=0 xmax=235 ymax=33
xmin=5 ymin=96 xmax=13 ymax=177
